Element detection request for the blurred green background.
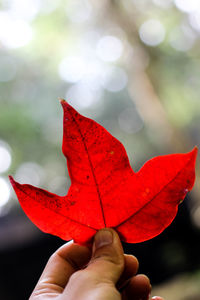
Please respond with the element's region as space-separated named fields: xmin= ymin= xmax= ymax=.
xmin=0 ymin=0 xmax=200 ymax=299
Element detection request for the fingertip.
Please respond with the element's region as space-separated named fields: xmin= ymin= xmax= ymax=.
xmin=92 ymin=228 xmax=123 ymax=257
xmin=117 ymin=254 xmax=139 ymax=289
xmin=93 ymin=228 xmax=122 ymax=248
xmin=125 ymin=254 xmax=139 ymax=272
xmin=135 ymin=274 xmax=151 ymax=286
xmin=123 ymin=274 xmax=151 ymax=300
xmin=93 ymin=228 xmax=113 ymax=251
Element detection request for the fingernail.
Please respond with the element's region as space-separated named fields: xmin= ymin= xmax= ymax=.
xmin=151 ymin=297 xmax=164 ymax=300
xmin=94 ymin=229 xmax=113 ymax=250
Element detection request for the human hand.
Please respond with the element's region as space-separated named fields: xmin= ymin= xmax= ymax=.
xmin=30 ymin=228 xmax=164 ymax=300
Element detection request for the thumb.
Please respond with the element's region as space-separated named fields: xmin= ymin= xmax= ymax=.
xmin=86 ymin=228 xmax=124 ymax=284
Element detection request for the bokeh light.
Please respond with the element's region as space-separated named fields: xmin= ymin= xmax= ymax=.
xmin=15 ymin=162 xmax=45 ymax=186
xmin=169 ymin=25 xmax=196 ymax=51
xmin=96 ymin=35 xmax=123 ymax=62
xmin=101 ymin=66 xmax=128 ymax=92
xmin=139 ymin=19 xmax=165 ymax=46
xmin=0 ymin=177 xmax=10 ymax=207
xmin=39 ymin=0 xmax=61 ymax=15
xmin=0 ymin=12 xmax=33 ymax=48
xmin=0 ymin=142 xmax=12 ymax=173
xmin=175 ymin=0 xmax=200 ymax=13
xmin=66 ymin=0 xmax=92 ymax=23
xmin=66 ymin=82 xmax=102 ymax=109
xmin=189 ymin=12 xmax=200 ymax=32
xmin=59 ymin=56 xmax=87 ymax=83
xmin=152 ymin=0 xmax=173 ymax=9
xmin=8 ymin=0 xmax=41 ymax=21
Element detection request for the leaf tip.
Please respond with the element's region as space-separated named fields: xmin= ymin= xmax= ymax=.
xmin=59 ymin=97 xmax=67 ymax=106
xmin=9 ymin=175 xmax=16 ymax=187
xmin=192 ymin=146 xmax=198 ymax=156
xmin=190 ymin=146 xmax=198 ymax=163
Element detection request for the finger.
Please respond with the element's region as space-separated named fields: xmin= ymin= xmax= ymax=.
xmin=86 ymin=228 xmax=124 ymax=284
xmin=122 ymin=274 xmax=151 ymax=300
xmin=30 ymin=241 xmax=91 ymax=297
xmin=151 ymin=297 xmax=164 ymax=300
xmin=117 ymin=254 xmax=139 ymax=289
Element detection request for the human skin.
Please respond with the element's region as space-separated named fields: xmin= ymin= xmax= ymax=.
xmin=30 ymin=228 xmax=163 ymax=300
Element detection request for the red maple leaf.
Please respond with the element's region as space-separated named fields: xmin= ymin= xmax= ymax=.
xmin=9 ymin=100 xmax=197 ymax=244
